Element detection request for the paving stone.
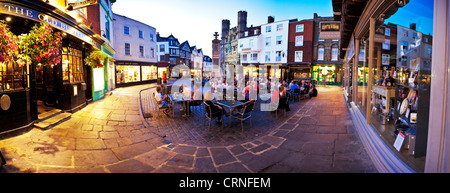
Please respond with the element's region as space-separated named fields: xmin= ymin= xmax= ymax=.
xmin=217 ymin=162 xmax=251 ymax=173
xmin=106 ymin=159 xmax=154 ymax=173
xmin=111 ymin=141 xmax=156 ymax=160
xmin=136 ymin=148 xmax=176 ymax=168
xmin=249 ymin=143 xmax=272 ymax=154
xmin=166 ymin=154 xmax=194 ymax=168
xmin=73 ymin=150 xmax=119 ymax=167
xmin=172 ymin=145 xmax=197 ymax=155
xmin=301 ymin=142 xmax=335 ymax=156
xmin=76 ymin=138 xmax=106 ymax=150
xmin=153 ymin=165 xmax=192 ymax=173
xmin=195 ymin=147 xmax=210 ymax=157
xmin=193 ymin=157 xmax=216 ymax=173
xmin=229 ymin=145 xmax=247 ymax=156
xmin=209 ymin=147 xmax=237 ymax=166
xmin=259 ymin=135 xmax=285 ymax=147
xmin=100 ymin=131 xmax=120 ymax=139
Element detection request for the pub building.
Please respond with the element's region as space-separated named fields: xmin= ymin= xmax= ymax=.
xmin=0 ymin=0 xmax=105 ymax=134
xmin=334 ymin=0 xmax=448 ymax=172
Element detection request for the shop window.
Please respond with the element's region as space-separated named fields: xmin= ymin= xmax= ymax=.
xmin=116 ymin=65 xmax=141 ymax=83
xmin=0 ymin=61 xmax=29 ymax=92
xmin=141 ymin=65 xmax=157 ymax=81
xmin=62 ymin=47 xmax=83 ymax=83
xmin=350 ymin=0 xmax=434 ymax=171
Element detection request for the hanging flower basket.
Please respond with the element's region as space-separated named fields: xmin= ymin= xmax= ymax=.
xmin=84 ymin=50 xmax=110 ymax=68
xmin=18 ymin=22 xmax=62 ymax=67
xmin=0 ymin=21 xmax=18 ymax=63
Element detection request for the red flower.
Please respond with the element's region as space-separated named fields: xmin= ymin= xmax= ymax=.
xmin=36 ymin=56 xmax=41 ymax=62
xmin=34 ymin=45 xmax=38 ymax=48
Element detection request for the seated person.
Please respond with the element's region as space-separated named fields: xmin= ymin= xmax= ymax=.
xmin=155 ymin=86 xmax=172 ymax=115
xmin=300 ymin=80 xmax=310 ymax=95
xmin=204 ymin=91 xmax=229 ymax=123
xmin=290 ymin=81 xmax=299 ymax=91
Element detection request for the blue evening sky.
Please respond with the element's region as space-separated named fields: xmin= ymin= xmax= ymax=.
xmin=111 ymin=0 xmax=434 ymax=56
xmin=111 ymin=0 xmax=333 ymax=56
xmin=385 ymin=0 xmax=434 ymax=36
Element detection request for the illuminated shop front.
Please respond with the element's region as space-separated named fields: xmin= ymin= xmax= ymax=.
xmin=336 ymin=0 xmax=446 ymax=172
xmin=115 ymin=61 xmax=157 ymax=87
xmin=0 ymin=0 xmax=104 ymax=133
xmin=311 ymin=63 xmax=342 ymax=85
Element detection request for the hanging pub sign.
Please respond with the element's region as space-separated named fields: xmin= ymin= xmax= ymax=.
xmin=66 ymin=0 xmax=98 ymax=10
xmin=319 ymin=21 xmax=341 ymax=39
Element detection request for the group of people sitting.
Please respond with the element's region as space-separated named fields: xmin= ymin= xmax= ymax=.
xmin=154 ymin=84 xmax=202 ymax=116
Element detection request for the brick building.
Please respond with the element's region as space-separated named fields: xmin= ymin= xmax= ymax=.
xmin=287 ymin=19 xmax=314 ymax=81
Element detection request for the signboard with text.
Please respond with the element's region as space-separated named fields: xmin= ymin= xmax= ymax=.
xmin=319 ymin=22 xmax=341 ymax=39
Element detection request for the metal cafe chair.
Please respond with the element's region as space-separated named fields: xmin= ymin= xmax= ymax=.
xmin=231 ymin=100 xmax=255 ymax=132
xmin=203 ymin=101 xmax=224 ymax=130
xmin=292 ymin=88 xmax=301 ymax=101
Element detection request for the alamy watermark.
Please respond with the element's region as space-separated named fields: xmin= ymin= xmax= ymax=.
xmin=169 ymin=64 xmax=284 ymax=111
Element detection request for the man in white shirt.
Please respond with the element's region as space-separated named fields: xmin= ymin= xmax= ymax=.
xmin=155 ymin=86 xmax=172 ymax=115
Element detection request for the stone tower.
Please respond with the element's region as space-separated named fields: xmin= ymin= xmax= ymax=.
xmin=221 ymin=19 xmax=230 ymax=39
xmin=212 ymin=32 xmax=220 ymax=66
xmin=238 ymin=10 xmax=247 ymax=32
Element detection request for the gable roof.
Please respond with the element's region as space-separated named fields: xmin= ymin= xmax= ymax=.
xmin=157 ymin=33 xmax=180 ymax=45
xmin=180 ymin=41 xmax=191 ymax=51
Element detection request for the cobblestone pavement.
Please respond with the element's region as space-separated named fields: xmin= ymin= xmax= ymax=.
xmin=0 ymin=84 xmax=377 ymax=173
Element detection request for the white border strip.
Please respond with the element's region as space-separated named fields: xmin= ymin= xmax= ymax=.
xmin=348 ymin=101 xmax=415 ymax=173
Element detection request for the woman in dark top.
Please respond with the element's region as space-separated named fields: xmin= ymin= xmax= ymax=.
xmin=204 ymin=91 xmax=229 ymax=123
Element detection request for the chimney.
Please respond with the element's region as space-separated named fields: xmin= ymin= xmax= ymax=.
xmin=268 ymin=16 xmax=274 ymax=23
xmin=156 ymin=32 xmax=160 ymax=38
xmin=410 ymin=23 xmax=416 ymax=30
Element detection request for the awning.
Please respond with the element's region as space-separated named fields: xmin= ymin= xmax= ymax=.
xmin=158 ymin=62 xmax=169 ymax=68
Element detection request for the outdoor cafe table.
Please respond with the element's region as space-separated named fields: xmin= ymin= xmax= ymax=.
xmin=170 ymin=93 xmax=191 ymax=117
xmin=215 ymin=100 xmax=245 ymax=128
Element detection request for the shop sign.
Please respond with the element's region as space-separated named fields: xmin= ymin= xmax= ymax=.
xmin=67 ymin=0 xmax=98 ymax=10
xmin=319 ymin=22 xmax=341 ymax=39
xmin=0 ymin=2 xmax=100 ymax=49
xmin=320 ymin=22 xmax=340 ymax=32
